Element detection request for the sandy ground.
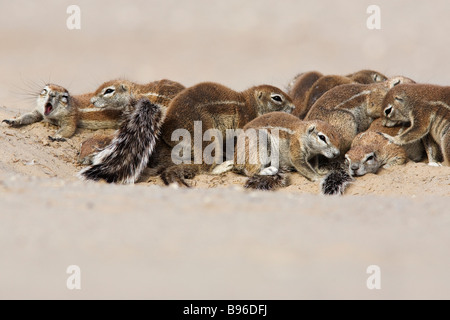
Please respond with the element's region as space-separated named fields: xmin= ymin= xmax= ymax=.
xmin=0 ymin=0 xmax=450 ymax=300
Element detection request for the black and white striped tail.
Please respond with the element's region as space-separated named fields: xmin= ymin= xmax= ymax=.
xmin=79 ymin=98 xmax=163 ymax=184
xmin=320 ymin=163 xmax=353 ymax=195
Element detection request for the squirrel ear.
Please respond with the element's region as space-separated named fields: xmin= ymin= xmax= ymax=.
xmin=255 ymin=91 xmax=263 ymax=100
xmin=307 ymin=124 xmax=316 ymax=135
xmin=121 ymin=84 xmax=129 ymax=91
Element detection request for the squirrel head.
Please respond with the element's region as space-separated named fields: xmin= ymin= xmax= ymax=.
xmin=37 ymin=84 xmax=71 ymax=119
xmin=91 ymin=80 xmax=133 ymax=108
xmin=251 ymin=85 xmax=295 ymax=116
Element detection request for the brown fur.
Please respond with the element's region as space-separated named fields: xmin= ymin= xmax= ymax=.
xmin=2 ymin=84 xmax=126 ymax=140
xmin=364 ymin=118 xmax=425 ymax=161
xmin=345 ymin=131 xmax=408 ymax=176
xmin=157 ymin=82 xmax=296 ymax=185
xmin=304 ymin=76 xmax=415 ymax=154
xmin=288 ymin=71 xmax=323 ymax=119
xmin=366 ymin=117 xmax=406 ymax=136
xmin=78 ymin=135 xmax=114 ymax=165
xmin=77 ymin=78 xmax=185 ymax=158
xmin=381 ymin=83 xmax=450 ymax=166
xmin=213 ymin=112 xmax=341 ymax=187
xmin=303 ymin=75 xmax=355 ymax=113
xmin=346 ymin=69 xmax=388 ymax=84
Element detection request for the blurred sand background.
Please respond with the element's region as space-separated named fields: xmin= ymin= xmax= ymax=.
xmin=0 ymin=0 xmax=449 ymax=299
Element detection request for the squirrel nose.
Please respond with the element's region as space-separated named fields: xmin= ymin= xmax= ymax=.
xmin=351 ymin=163 xmax=359 ymax=170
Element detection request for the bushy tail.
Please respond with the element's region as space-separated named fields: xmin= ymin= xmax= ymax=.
xmin=320 ymin=162 xmax=353 ymax=195
xmin=79 ymin=98 xmax=163 ymax=184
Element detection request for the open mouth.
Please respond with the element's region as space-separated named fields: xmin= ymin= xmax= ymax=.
xmin=44 ymin=103 xmax=53 ymax=116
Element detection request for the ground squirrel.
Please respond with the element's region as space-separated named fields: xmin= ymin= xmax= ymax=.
xmin=345 ymin=130 xmax=408 ymax=176
xmin=304 ymin=76 xmax=415 ymax=154
xmin=302 ymin=75 xmax=355 ymax=116
xmin=212 ymin=112 xmax=347 ymax=194
xmin=80 ymin=82 xmax=295 ymax=185
xmin=289 ymin=69 xmax=387 ymax=119
xmin=90 ymin=78 xmax=185 ymax=111
xmin=2 ymin=84 xmax=126 ymax=141
xmin=381 ymin=83 xmax=450 ymax=166
xmin=79 ymin=97 xmax=163 ymax=184
xmin=329 ymin=118 xmax=425 ymax=192
xmin=365 ymin=118 xmax=425 ymax=161
xmin=77 ymin=78 xmax=186 ymax=165
xmin=287 ymin=71 xmax=323 ymax=118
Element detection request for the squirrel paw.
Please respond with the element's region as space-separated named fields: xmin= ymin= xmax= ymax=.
xmin=2 ymin=119 xmax=18 ymax=126
xmin=259 ymin=166 xmax=279 ymax=176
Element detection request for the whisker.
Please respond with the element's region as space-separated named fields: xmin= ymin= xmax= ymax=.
xmin=7 ymin=76 xmax=44 ymax=106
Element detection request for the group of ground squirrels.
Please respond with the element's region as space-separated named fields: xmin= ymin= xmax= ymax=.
xmin=2 ymin=69 xmax=449 ymax=195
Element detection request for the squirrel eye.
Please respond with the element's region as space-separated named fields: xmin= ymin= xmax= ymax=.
xmin=394 ymin=96 xmax=404 ymax=102
xmin=104 ymin=88 xmax=115 ymax=95
xmin=318 ymin=134 xmax=327 ymax=142
xmin=366 ymin=155 xmax=375 ymax=161
xmin=271 ymin=94 xmax=283 ymax=103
